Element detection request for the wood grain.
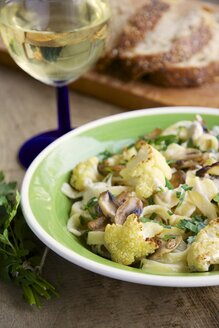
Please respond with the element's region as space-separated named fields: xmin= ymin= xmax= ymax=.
xmin=0 ymin=65 xmax=219 ymax=328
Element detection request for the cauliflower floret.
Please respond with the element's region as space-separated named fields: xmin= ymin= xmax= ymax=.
xmin=120 ymin=144 xmax=172 ymax=199
xmin=104 ymin=214 xmax=160 ymax=265
xmin=70 ymin=157 xmax=100 ymax=191
xmin=104 ymin=147 xmax=137 ymax=166
xmin=187 ymin=218 xmax=219 ymax=272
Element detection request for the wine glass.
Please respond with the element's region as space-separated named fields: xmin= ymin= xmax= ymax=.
xmin=0 ymin=0 xmax=110 ymax=168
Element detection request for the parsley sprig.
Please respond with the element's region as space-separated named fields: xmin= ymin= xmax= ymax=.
xmin=177 ymin=215 xmax=207 ymax=235
xmin=143 ymin=134 xmax=179 ymax=151
xmin=176 ymin=184 xmax=193 ymax=207
xmin=0 ymin=172 xmax=58 ymax=307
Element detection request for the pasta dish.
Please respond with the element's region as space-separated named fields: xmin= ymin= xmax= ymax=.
xmin=62 ymin=115 xmax=219 ymax=274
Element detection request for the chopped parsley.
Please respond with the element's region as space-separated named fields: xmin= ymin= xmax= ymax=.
xmin=153 ymin=135 xmax=179 ymax=150
xmin=176 ymin=185 xmax=192 ymax=207
xmin=127 ymin=143 xmax=135 ymax=149
xmin=140 ymin=213 xmax=157 ymax=222
xmin=162 ymin=235 xmax=177 ymax=241
xmin=165 ymin=178 xmax=174 ymax=190
xmin=177 ymin=190 xmax=186 ymax=207
xmin=181 ymin=184 xmax=193 ymax=191
xmin=142 ymin=134 xmax=179 ymax=151
xmin=166 ymin=159 xmax=177 ymax=165
xmin=140 ymin=217 xmax=151 ymax=223
xmin=84 ymin=197 xmax=99 ymax=218
xmin=187 ymin=138 xmax=195 ymax=148
xmin=213 ymin=193 xmax=219 ymax=203
xmin=187 ymin=236 xmax=196 ymax=244
xmin=176 ymin=191 xmax=183 ymax=199
xmin=84 ymin=197 xmax=98 ymax=210
xmin=149 ymin=213 xmax=157 ymax=220
xmin=177 ymin=216 xmax=207 ymax=234
xmin=98 ymin=150 xmax=113 ymax=161
xmin=147 ymin=196 xmax=154 ymax=205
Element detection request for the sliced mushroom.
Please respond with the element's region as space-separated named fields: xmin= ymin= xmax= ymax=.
xmin=149 ymin=236 xmax=182 ymax=260
xmin=172 ymin=152 xmax=209 ymax=170
xmin=87 ymin=216 xmax=109 ymax=231
xmin=196 ymin=161 xmax=219 ymax=177
xmin=98 ymin=162 xmax=125 ymax=176
xmin=147 ymin=128 xmax=162 ymax=139
xmin=170 ymin=170 xmax=186 ymax=188
xmin=114 ymin=197 xmax=143 ymax=225
xmin=116 ymin=191 xmax=133 ymax=206
xmin=98 ymin=191 xmax=118 ymax=219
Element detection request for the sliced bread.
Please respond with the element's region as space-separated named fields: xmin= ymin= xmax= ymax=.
xmin=116 ymin=0 xmax=213 ymax=78
xmin=97 ymin=0 xmax=171 ymax=70
xmin=149 ymin=8 xmax=219 ymax=87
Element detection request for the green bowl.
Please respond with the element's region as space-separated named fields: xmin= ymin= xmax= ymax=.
xmin=21 ymin=107 xmax=219 ymax=287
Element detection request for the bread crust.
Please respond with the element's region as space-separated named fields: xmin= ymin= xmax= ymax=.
xmin=149 ymin=61 xmax=219 ymax=87
xmin=97 ymin=0 xmax=170 ymax=70
xmin=118 ymin=18 xmax=212 ymax=78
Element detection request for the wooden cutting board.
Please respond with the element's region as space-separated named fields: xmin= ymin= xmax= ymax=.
xmin=1 ymin=41 xmax=219 ymax=110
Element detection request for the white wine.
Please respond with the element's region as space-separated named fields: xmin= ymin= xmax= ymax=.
xmin=0 ymin=1 xmax=110 ymax=86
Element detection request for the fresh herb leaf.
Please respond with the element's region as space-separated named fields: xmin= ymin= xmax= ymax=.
xmin=181 ymin=184 xmax=193 ymax=191
xmin=147 ymin=196 xmax=154 ymax=205
xmin=162 ymin=235 xmax=177 ymax=241
xmin=187 ymin=236 xmax=196 ymax=244
xmin=153 ymin=135 xmax=179 ymax=150
xmin=140 ymin=217 xmax=151 ymax=223
xmin=165 ymin=178 xmax=174 ymax=190
xmin=167 ymin=210 xmax=174 ymax=216
xmin=176 ymin=189 xmax=186 ymax=208
xmin=98 ymin=150 xmax=113 ymax=161
xmin=176 ymin=185 xmax=192 ymax=208
xmin=0 ymin=173 xmax=58 ymax=307
xmin=166 ymin=159 xmax=177 ymax=165
xmin=191 ymin=214 xmax=207 ymax=222
xmin=176 ymin=191 xmax=181 ymax=199
xmin=213 ymin=193 xmax=219 ymax=203
xmin=149 ymin=213 xmax=157 ymax=220
xmin=84 ymin=197 xmax=99 ymax=219
xmin=177 ymin=217 xmax=206 ymax=234
xmin=127 ymin=143 xmax=135 ymax=149
xmin=187 ymin=138 xmax=195 ymax=148
xmin=84 ymin=197 xmax=98 ymax=210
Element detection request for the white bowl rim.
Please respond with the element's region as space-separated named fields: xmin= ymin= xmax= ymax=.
xmin=21 ymin=106 xmax=219 ymax=287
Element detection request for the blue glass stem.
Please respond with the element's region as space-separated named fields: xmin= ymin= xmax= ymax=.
xmin=18 ymin=86 xmax=72 ymax=169
xmin=56 ymin=85 xmax=72 ymax=136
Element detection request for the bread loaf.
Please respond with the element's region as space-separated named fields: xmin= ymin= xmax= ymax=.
xmin=98 ymin=0 xmax=218 ymax=87
xmin=98 ymin=0 xmax=170 ymax=70
xmin=150 ymin=6 xmax=219 ymax=86
xmin=117 ymin=1 xmax=213 ymax=77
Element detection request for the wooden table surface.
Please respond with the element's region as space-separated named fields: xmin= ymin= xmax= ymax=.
xmin=0 ymin=65 xmax=219 ymax=328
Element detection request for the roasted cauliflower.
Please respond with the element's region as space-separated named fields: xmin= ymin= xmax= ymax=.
xmin=120 ymin=144 xmax=172 ymax=199
xmin=70 ymin=157 xmax=100 ymax=191
xmin=187 ymin=218 xmax=219 ymax=272
xmin=104 ymin=214 xmax=161 ymax=265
